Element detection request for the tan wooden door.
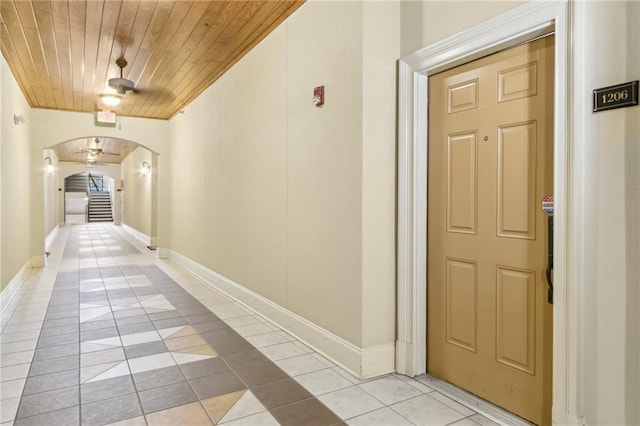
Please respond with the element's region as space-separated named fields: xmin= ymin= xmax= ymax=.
xmin=427 ymin=36 xmax=554 ymax=425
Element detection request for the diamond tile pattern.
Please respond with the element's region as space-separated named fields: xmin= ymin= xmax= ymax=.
xmin=0 ymin=224 xmax=497 ymax=426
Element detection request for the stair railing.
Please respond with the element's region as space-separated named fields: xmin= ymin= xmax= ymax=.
xmin=88 ymin=173 xmax=104 ymax=192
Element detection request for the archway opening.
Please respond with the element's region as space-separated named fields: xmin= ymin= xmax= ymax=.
xmin=43 ymin=136 xmax=160 ymax=252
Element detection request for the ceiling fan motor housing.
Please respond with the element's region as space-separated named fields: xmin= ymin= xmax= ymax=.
xmin=108 ymin=58 xmax=135 ymax=94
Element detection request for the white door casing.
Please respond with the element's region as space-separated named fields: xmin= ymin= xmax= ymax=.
xmin=395 ymin=1 xmax=581 ymax=424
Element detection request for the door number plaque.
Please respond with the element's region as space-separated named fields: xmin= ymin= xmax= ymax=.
xmin=593 ymin=81 xmax=638 ymax=112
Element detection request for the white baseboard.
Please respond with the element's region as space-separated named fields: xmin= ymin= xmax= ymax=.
xmin=168 ymin=249 xmax=395 ymax=379
xmin=552 ymin=408 xmax=585 ymax=426
xmin=0 ymin=260 xmax=33 ymax=316
xmin=395 ymin=340 xmax=416 ymax=376
xmin=362 ymin=343 xmax=396 ymax=377
xmin=121 ymin=223 xmax=151 ymax=246
xmin=45 ymin=226 xmax=60 ymax=254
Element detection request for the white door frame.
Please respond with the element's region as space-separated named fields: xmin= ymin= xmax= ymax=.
xmin=396 ymin=1 xmax=581 ymax=423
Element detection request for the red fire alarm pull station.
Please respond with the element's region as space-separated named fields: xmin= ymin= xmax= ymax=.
xmin=313 ymin=86 xmax=325 ymax=107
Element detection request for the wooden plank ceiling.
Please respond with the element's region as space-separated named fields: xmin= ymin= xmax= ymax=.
xmin=0 ymin=0 xmax=304 ymax=121
xmin=52 ymin=137 xmax=138 ymax=165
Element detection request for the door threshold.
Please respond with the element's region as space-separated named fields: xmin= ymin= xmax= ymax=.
xmin=415 ymin=374 xmax=535 ymax=426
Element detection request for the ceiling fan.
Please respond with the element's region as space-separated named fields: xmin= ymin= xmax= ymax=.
xmin=108 ymin=57 xmax=136 ymax=95
xmin=74 ymin=138 xmax=120 ymax=158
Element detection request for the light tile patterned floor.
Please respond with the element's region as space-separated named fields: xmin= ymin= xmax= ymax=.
xmin=0 ymin=224 xmax=503 ymax=426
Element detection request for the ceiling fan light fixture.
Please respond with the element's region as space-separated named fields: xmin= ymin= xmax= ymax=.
xmin=100 ymin=93 xmax=122 ymax=106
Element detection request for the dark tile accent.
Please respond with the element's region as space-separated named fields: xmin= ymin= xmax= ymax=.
xmin=132 ymin=287 xmax=161 ymax=297
xmin=80 ymin=317 xmax=116 ymax=332
xmin=29 ymin=354 xmax=79 ymax=376
xmin=178 ymin=306 xmax=211 ymax=316
xmin=44 ymin=309 xmax=79 ymax=320
xmin=200 ymin=331 xmax=253 ymax=355
xmin=184 ymin=313 xmax=219 ymax=325
xmin=48 ymin=297 xmax=80 ymax=306
xmin=234 ymin=362 xmax=289 ymax=388
xmin=132 ymin=365 xmax=185 ymax=392
xmin=221 ymin=349 xmax=272 ymax=370
xmin=251 ymin=378 xmax=313 ymax=410
xmin=270 ymin=397 xmax=342 ymax=426
xmin=14 ymin=406 xmax=79 ymax=426
xmin=86 ymin=312 xmax=116 ymax=323
xmin=147 ymin=310 xmax=182 ymax=321
xmin=178 ymin=357 xmax=229 ymax=380
xmin=37 ymin=332 xmax=79 ymax=349
xmin=33 ymin=342 xmax=80 ymax=361
xmin=81 ymin=347 xmax=125 ymax=367
xmin=201 ymin=328 xmax=243 ymax=341
xmin=173 ymin=300 xmax=206 ymax=310
xmin=113 ymin=308 xmax=147 ymax=319
xmin=80 ymin=294 xmax=109 ymax=304
xmin=138 ymin=381 xmax=197 ymax=414
xmin=50 ymin=290 xmax=79 ymax=299
xmin=23 ymin=369 xmax=79 ymax=395
xmin=43 ymin=316 xmax=80 ymax=329
xmin=107 ymin=290 xmax=137 ymax=300
xmin=16 ymin=385 xmax=79 ymax=418
xmin=163 ymin=294 xmax=194 ymax=304
xmin=39 ymin=323 xmax=79 ymax=337
xmin=81 ymin=393 xmax=143 ymax=426
xmin=80 ymin=326 xmax=120 ymax=342
xmin=124 ymin=340 xmax=168 ymax=359
xmin=152 ymin=316 xmax=188 ymax=329
xmin=191 ymin=319 xmax=229 ymax=334
xmin=115 ymin=314 xmax=150 ymax=327
xmin=81 ymin=375 xmax=136 ymax=404
xmin=188 ymin=371 xmax=246 ymax=400
xmin=117 ymin=321 xmax=156 ymax=335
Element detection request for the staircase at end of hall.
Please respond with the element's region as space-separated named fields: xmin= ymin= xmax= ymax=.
xmin=88 ymin=192 xmax=113 ymax=222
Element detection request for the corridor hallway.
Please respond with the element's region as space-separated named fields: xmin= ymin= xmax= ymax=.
xmin=1 ymin=224 xmax=502 ymax=426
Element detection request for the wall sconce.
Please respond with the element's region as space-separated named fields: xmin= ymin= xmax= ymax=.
xmin=141 ymin=161 xmax=151 ymax=176
xmin=44 ymin=156 xmax=54 ymax=173
xmin=100 ymin=93 xmax=122 ymax=107
xmin=13 ymin=114 xmax=27 ymax=125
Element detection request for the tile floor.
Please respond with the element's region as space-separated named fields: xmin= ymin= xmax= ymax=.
xmin=0 ymin=224 xmax=503 ymax=426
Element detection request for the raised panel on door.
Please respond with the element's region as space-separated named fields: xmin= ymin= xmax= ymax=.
xmin=447 ymin=132 xmax=478 ymax=235
xmin=446 ymin=258 xmax=477 ymax=352
xmin=497 ymin=122 xmax=537 ymax=240
xmin=496 ymin=266 xmax=536 ymax=374
xmin=448 ymin=79 xmax=479 ymax=114
xmin=498 ymin=62 xmax=538 ymax=103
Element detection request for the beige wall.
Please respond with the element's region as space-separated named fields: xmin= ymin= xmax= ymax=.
xmin=1 ymin=57 xmax=32 ymax=291
xmin=624 ymin=4 xmax=640 ymax=424
xmin=400 ymin=0 xmax=525 ymax=55
xmin=169 ymin=0 xmax=399 ymax=352
xmin=361 ymin=1 xmax=400 ymax=348
xmin=122 ymin=147 xmax=152 ymax=237
xmin=573 ymin=2 xmax=639 ymax=424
